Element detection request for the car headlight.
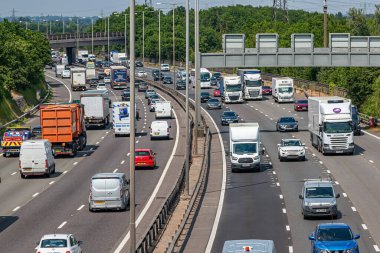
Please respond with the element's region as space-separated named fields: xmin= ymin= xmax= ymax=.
xmin=345 ymin=246 xmax=358 ymax=253
xmin=316 ymin=248 xmax=330 ymax=253
xmin=254 ymin=155 xmax=259 ymax=160
xmin=232 ymin=156 xmax=238 ymax=161
xmin=305 ymin=201 xmax=312 ymax=207
xmin=330 ymin=200 xmax=336 ymax=206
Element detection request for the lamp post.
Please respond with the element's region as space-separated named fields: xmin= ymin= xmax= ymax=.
xmin=91 ymin=18 xmax=94 ymax=54
xmin=185 ymin=0 xmax=190 ymax=196
xmin=194 ymin=0 xmax=200 ymax=154
xmin=124 ymin=13 xmax=127 ymax=55
xmin=107 ymin=15 xmax=110 ymax=62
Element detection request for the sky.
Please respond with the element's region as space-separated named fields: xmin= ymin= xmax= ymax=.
xmin=1 ymin=0 xmax=378 ymax=17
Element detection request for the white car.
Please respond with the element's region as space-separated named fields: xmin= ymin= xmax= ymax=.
xmin=97 ymin=82 xmax=107 ymax=91
xmin=62 ymin=70 xmax=71 ymax=78
xmin=160 ymin=64 xmax=170 ymax=72
xmin=150 ymin=120 xmax=170 ymax=140
xmin=104 ymin=76 xmax=111 ymax=83
xmin=277 ymin=139 xmax=306 ymax=161
xmin=150 ymin=98 xmax=161 ymax=112
xmin=137 ymin=70 xmax=147 ymax=78
xmin=35 ymin=234 xmax=82 ymax=253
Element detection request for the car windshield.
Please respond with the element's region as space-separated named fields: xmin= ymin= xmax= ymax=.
xmin=317 ymin=228 xmax=353 ymax=241
xmin=98 ymin=83 xmax=105 ymax=87
xmin=208 ymin=99 xmax=219 ymax=103
xmin=41 ymin=239 xmax=68 ymax=248
xmin=352 ymin=114 xmax=359 ymax=122
xmin=279 ymin=87 xmax=293 ymax=93
xmin=305 ymin=187 xmax=334 ymax=198
xmin=201 ymin=92 xmax=210 ymax=97
xmin=233 ymin=143 xmax=257 ymax=155
xmin=136 ymin=151 xmax=150 ymax=156
xmin=263 ymin=86 xmax=271 ymax=89
xmin=245 ymin=80 xmax=262 ymax=87
xmin=283 ymin=140 xmax=301 ymax=146
xmin=223 ymin=112 xmax=236 ymax=117
xmin=297 ymin=100 xmax=308 ymax=104
xmin=201 ymin=72 xmax=211 ymax=82
xmin=225 ymin=84 xmax=242 ymax=92
xmin=149 ymin=94 xmax=159 ymax=99
xmin=279 ymin=117 xmax=295 ymax=123
xmin=324 ymin=122 xmax=352 ymax=134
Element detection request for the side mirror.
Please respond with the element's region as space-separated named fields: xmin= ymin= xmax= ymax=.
xmin=261 ymin=150 xmax=265 ymax=155
xmin=335 ymin=193 xmax=340 ymax=198
xmin=169 ymin=125 xmax=172 ymax=128
xmin=299 ymin=194 xmax=304 ymax=199
xmin=308 ymin=235 xmax=315 ymax=241
xmin=354 ymin=234 xmax=360 ymax=240
xmin=153 ymin=152 xmax=157 ymax=156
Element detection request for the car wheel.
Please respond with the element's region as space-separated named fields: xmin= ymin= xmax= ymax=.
xmin=20 ymin=173 xmax=26 ymax=179
xmin=303 ymin=213 xmax=308 ymax=220
xmin=279 ymin=157 xmax=284 ymax=162
xmin=89 ymin=203 xmax=94 ymax=212
xmin=301 ymin=156 xmax=306 ymax=161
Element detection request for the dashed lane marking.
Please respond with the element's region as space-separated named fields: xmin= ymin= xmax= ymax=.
xmin=279 ymin=194 xmax=283 ymax=199
xmin=289 ymin=246 xmax=293 ymax=253
xmin=369 ymin=160 xmax=374 ymax=163
xmin=11 ymin=172 xmax=17 ymax=176
xmin=73 ymin=162 xmax=78 ymax=166
xmin=326 ymin=170 xmax=331 ymax=174
xmin=63 ymin=170 xmax=68 ymax=174
xmin=32 ymin=192 xmax=39 ymax=198
xmin=49 ymin=181 xmax=55 ymax=185
xmin=13 ymin=206 xmax=20 ymax=212
xmin=113 ymin=169 xmax=118 ymax=173
xmin=342 ymin=193 xmax=347 ymax=197
xmin=136 ymin=140 xmax=139 ymax=143
xmin=77 ymin=205 xmax=85 ymax=211
xmin=362 ymin=224 xmax=368 ymax=230
xmin=96 ymin=142 xmax=100 ymax=145
xmin=282 ymin=208 xmax=287 ymax=213
xmin=374 ymin=245 xmax=380 ymax=252
xmin=286 ymin=225 xmax=290 ymax=231
xmin=127 ymin=153 xmax=130 ymax=156
xmin=121 ymin=160 xmax=125 ymax=165
xmin=57 ymin=221 xmax=67 ymax=229
xmin=351 ymin=206 xmax=357 ymax=212
xmin=335 ymin=181 xmax=339 ymax=185
xmin=276 ymin=182 xmax=280 ymax=186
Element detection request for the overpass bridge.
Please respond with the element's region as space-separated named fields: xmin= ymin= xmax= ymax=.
xmin=47 ymin=32 xmax=125 ymax=64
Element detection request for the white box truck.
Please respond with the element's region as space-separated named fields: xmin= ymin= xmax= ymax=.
xmin=112 ymin=102 xmax=136 ymax=136
xmin=155 ymin=101 xmax=172 ymax=119
xmin=237 ymin=69 xmax=263 ymax=100
xmin=80 ymin=90 xmax=110 ymax=128
xmin=229 ymin=123 xmax=263 ymax=172
xmin=308 ymin=96 xmax=354 ymax=155
xmin=71 ymin=67 xmax=87 ymax=91
xmin=272 ymin=77 xmax=294 ymax=103
xmin=222 ymin=76 xmax=244 ymax=103
xmin=55 ymin=64 xmax=65 ymax=77
xmin=86 ymin=68 xmax=96 ymax=80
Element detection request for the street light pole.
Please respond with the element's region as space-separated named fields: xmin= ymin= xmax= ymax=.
xmin=76 ymin=18 xmax=79 ymax=59
xmin=172 ymin=6 xmax=176 ymax=87
xmin=107 ymin=16 xmax=110 ymax=62
xmin=129 ymin=0 xmax=136 ymax=252
xmin=185 ymin=0 xmax=190 ymax=196
xmin=91 ymin=18 xmax=94 ymax=55
xmin=194 ymin=0 xmax=200 ymax=154
xmin=124 ymin=14 xmax=127 ymax=55
xmin=158 ymin=10 xmax=161 ymax=83
xmin=323 ymin=0 xmax=328 ymax=48
xmin=142 ymin=11 xmax=145 ymax=71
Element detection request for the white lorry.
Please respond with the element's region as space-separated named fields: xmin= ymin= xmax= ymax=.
xmin=308 ymin=96 xmax=354 ymax=155
xmin=86 ymin=68 xmax=96 ymax=80
xmin=71 ymin=67 xmax=87 ymax=91
xmin=237 ymin=69 xmax=263 ymax=100
xmin=229 ymin=123 xmax=262 ymax=172
xmin=222 ymin=76 xmax=244 ymax=103
xmin=112 ymin=53 xmax=127 ymax=65
xmin=80 ymin=90 xmax=110 ymax=129
xmin=55 ymin=64 xmax=65 ymax=77
xmin=113 ymin=102 xmax=136 ymax=136
xmin=155 ymin=101 xmax=172 ymax=119
xmin=272 ymin=77 xmax=294 ymax=103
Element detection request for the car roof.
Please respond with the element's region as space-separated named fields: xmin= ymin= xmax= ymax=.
xmin=201 ymin=91 xmax=210 ymax=94
xmin=208 ymin=98 xmax=219 ymax=101
xmin=282 ymin=138 xmax=301 ymax=142
xmin=151 ymin=121 xmax=168 ymax=125
xmin=279 ymin=116 xmax=295 ymax=120
xmin=135 ymin=148 xmax=151 ymax=152
xmin=92 ymin=172 xmax=125 ymax=179
xmin=223 ymin=111 xmax=236 ymax=114
xmin=304 ymin=180 xmax=333 ymax=188
xmin=318 ymin=223 xmax=350 ymax=229
xmin=41 ymin=234 xmax=71 ymax=240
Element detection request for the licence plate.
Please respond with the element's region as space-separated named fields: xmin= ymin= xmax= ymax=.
xmin=154 ymin=133 xmax=160 ymax=136
xmin=24 ymin=168 xmax=32 ymax=171
xmin=138 ymin=162 xmax=145 ymax=165
xmin=316 ymin=209 xmax=326 ymax=213
xmin=302 ymin=107 xmax=306 ymax=110
xmin=242 ymin=164 xmax=251 ymax=167
xmin=336 ymin=150 xmax=344 ymax=153
xmin=95 ymin=201 xmax=105 ymax=204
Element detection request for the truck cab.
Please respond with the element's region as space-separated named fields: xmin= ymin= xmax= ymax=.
xmin=222 ymin=76 xmax=244 ymax=103
xmin=238 ymin=69 xmax=263 ymax=100
xmin=272 ymin=77 xmax=294 ymax=103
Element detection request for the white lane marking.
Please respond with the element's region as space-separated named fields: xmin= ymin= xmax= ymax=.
xmin=96 ymin=142 xmax=100 ymax=145
xmin=286 ymin=225 xmax=290 ymax=231
xmin=113 ymin=169 xmax=118 ymax=173
xmin=270 ymin=118 xmax=273 ymax=120
xmin=289 ymin=246 xmax=293 ymax=253
xmin=265 ymin=114 xmax=268 ymax=117
xmin=45 ymin=74 xmax=72 ymax=102
xmin=279 ymin=194 xmax=283 ymax=199
xmin=11 ymin=172 xmax=17 ymax=176
xmin=369 ymin=160 xmax=374 ymax=163
xmin=343 ymin=193 xmax=347 ymax=197
xmin=32 ymin=192 xmax=39 ymax=198
xmin=255 ymin=108 xmax=258 ymax=111
xmin=77 ymin=205 xmax=85 ymax=211
xmin=374 ymin=245 xmax=380 ymax=252
xmin=57 ymin=221 xmax=67 ymax=229
xmin=351 ymin=206 xmax=357 ymax=212
xmin=276 ymin=182 xmax=280 ymax=186
xmin=101 ymin=136 xmax=105 ymax=139
xmin=142 ymin=126 xmax=146 ymax=129
xmin=127 ymin=153 xmax=130 ymax=156
xmin=83 ymin=154 xmax=87 ymax=157
xmin=73 ymin=162 xmax=78 ymax=166
xmin=49 ymin=181 xmax=55 ymax=185
xmin=63 ymin=170 xmax=68 ymax=174
xmin=106 ymin=131 xmax=109 ymax=134
xmin=282 ymin=208 xmax=287 ymax=213
xmin=272 ymin=171 xmax=276 ymax=175
xmin=13 ymin=206 xmax=20 ymax=212
xmin=121 ymin=160 xmax=125 ymax=165
xmin=114 ymin=98 xmax=181 ymax=253
xmin=136 ymin=140 xmax=139 ymax=143
xmin=335 ymin=181 xmax=339 ymax=185
xmin=362 ymin=224 xmax=368 ymax=230
xmin=363 ymin=130 xmax=380 ymax=141
xmin=269 ymin=162 xmax=272 ymax=166
xmin=319 ymin=161 xmax=323 ymax=164
xmin=326 ymin=170 xmax=331 ymax=174
xmin=312 ymin=153 xmax=316 ymax=156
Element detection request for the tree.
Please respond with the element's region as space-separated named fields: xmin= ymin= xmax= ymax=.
xmin=347 ymin=8 xmax=370 ymax=36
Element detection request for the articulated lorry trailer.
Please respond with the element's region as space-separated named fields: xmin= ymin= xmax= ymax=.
xmin=71 ymin=67 xmax=87 ymax=91
xmin=308 ymin=96 xmax=354 ymax=155
xmin=111 ymin=66 xmax=128 ymax=90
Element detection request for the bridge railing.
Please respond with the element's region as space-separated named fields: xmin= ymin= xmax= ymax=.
xmin=47 ymin=32 xmax=125 ymax=41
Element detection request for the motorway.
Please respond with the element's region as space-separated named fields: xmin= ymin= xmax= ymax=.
xmin=0 ymin=69 xmax=186 ymax=252
xmin=144 ymin=67 xmax=380 ymax=252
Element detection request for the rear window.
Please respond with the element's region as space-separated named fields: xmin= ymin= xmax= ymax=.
xmin=21 ymin=147 xmax=45 ymax=157
xmin=136 ymin=151 xmax=150 ymax=156
xmin=41 ymin=239 xmax=67 ymax=248
xmin=152 ymin=122 xmax=168 ymax=128
xmin=92 ymin=178 xmax=120 ymax=189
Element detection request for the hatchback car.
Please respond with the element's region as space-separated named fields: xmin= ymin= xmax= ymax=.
xmin=145 ymin=89 xmax=156 ymax=99
xmin=138 ymin=82 xmax=149 ymax=92
xmin=212 ymin=72 xmax=222 ymax=80
xmin=220 ymin=111 xmax=239 ymax=125
xmin=213 ymin=89 xmax=221 ymax=97
xmin=210 ymin=76 xmax=218 ymax=86
xmin=276 ymin=116 xmax=298 ymax=132
xmin=309 ymin=223 xmax=359 ymax=253
xmin=160 ymin=63 xmax=170 ymax=71
xmin=300 ymin=179 xmax=340 ymax=219
xmin=200 ymin=92 xmax=211 ymax=103
xmin=89 ymin=79 xmax=99 ymax=88
xmin=277 ymin=139 xmax=305 ymax=161
xmin=294 ymin=99 xmax=308 ymax=111
xmin=163 ymin=75 xmax=173 ymax=84
xmin=121 ymin=89 xmax=130 ymax=101
xmin=96 ymin=83 xmax=107 ymax=91
xmin=148 ymin=94 xmax=160 ymax=105
xmin=135 ymin=149 xmax=156 ymax=168
xmin=262 ymin=85 xmax=272 ymax=95
xmin=150 ymin=121 xmax=171 ymax=140
xmin=206 ymin=98 xmax=222 ymax=110
xmin=149 ymin=98 xmax=161 ymax=112
xmin=176 ymin=80 xmax=186 ymax=90
xmin=137 ymin=70 xmax=147 ymax=78
xmin=135 ymin=61 xmax=143 ymax=67
xmin=35 ymin=234 xmax=82 ymax=253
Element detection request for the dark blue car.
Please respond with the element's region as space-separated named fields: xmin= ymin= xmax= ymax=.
xmin=309 ymin=223 xmax=360 ymax=253
xmin=220 ymin=111 xmax=239 ymax=125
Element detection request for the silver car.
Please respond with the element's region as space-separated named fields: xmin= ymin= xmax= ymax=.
xmin=89 ymin=173 xmax=130 ymax=211
xmin=299 ymin=179 xmax=340 ymax=219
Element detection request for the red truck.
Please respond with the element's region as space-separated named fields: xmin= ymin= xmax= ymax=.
xmin=40 ymin=103 xmax=87 ymax=157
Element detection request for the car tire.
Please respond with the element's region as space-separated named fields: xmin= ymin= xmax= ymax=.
xmin=301 ymin=156 xmax=306 ymax=161
xmin=303 ymin=213 xmax=308 ymax=220
xmin=20 ymin=173 xmax=26 ymax=179
xmin=89 ymin=203 xmax=94 ymax=212
xmin=279 ymin=157 xmax=284 ymax=162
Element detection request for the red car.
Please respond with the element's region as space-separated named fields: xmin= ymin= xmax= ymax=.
xmin=213 ymin=89 xmax=221 ymax=97
xmin=135 ymin=149 xmax=156 ymax=168
xmin=262 ymin=85 xmax=272 ymax=95
xmin=294 ymin=99 xmax=308 ymax=111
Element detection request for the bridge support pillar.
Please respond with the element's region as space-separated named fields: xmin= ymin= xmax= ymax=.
xmin=66 ymin=47 xmax=76 ymax=65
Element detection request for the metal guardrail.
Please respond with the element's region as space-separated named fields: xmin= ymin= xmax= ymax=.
xmin=0 ymin=83 xmax=51 ymax=130
xmin=166 ymin=128 xmax=211 ymax=253
xmin=47 ymin=32 xmax=125 ymax=41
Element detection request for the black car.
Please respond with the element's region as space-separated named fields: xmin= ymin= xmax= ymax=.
xmin=176 ymin=80 xmax=186 ymax=90
xmin=212 ymin=72 xmax=222 ymax=80
xmin=220 ymin=111 xmax=239 ymax=125
xmin=163 ymin=75 xmax=173 ymax=84
xmin=135 ymin=61 xmax=143 ymax=67
xmin=206 ymin=98 xmax=222 ymax=110
xmin=95 ymin=60 xmax=103 ymax=68
xmin=88 ymin=78 xmax=99 ymax=88
xmin=276 ymin=116 xmax=298 ymax=132
xmin=210 ymin=76 xmax=218 ymax=86
xmin=200 ymin=92 xmax=211 ymax=103
xmin=122 ymin=89 xmax=131 ymax=101
xmin=31 ymin=126 xmax=42 ymax=139
xmin=98 ymin=72 xmax=106 ymax=79
xmin=153 ymin=72 xmax=164 ymax=81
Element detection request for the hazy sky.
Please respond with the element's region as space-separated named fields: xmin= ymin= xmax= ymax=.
xmin=1 ymin=0 xmax=378 ymax=17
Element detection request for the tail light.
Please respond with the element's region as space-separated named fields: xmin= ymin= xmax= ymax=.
xmin=19 ymin=160 xmax=21 ymax=169
xmin=167 ymin=128 xmax=169 ymax=133
xmin=66 ymin=251 xmax=71 ymax=253
xmin=45 ymin=159 xmax=48 ymax=169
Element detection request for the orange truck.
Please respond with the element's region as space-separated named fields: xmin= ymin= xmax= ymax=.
xmin=40 ymin=103 xmax=87 ymax=157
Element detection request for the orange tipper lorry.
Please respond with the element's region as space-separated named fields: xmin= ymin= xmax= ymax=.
xmin=1 ymin=127 xmax=32 ymax=157
xmin=40 ymin=103 xmax=87 ymax=156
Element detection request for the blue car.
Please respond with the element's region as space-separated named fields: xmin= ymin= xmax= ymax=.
xmin=309 ymin=223 xmax=360 ymax=253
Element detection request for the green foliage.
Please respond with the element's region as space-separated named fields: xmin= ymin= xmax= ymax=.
xmin=361 ymin=76 xmax=380 ymax=117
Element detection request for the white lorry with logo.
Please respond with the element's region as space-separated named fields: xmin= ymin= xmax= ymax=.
xmin=272 ymin=77 xmax=294 ymax=103
xmin=223 ymin=76 xmax=244 ymax=103
xmin=237 ymin=69 xmax=263 ymax=100
xmin=229 ymin=123 xmax=263 ymax=172
xmin=113 ymin=102 xmax=133 ymax=136
xmin=308 ymin=96 xmax=354 ymax=155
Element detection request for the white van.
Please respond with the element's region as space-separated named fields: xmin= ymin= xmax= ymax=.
xmin=222 ymin=239 xmax=276 ymax=253
xmin=19 ymin=140 xmax=55 ymax=179
xmin=89 ymin=173 xmax=130 ymax=211
xmin=62 ymin=69 xmax=71 ymax=79
xmin=155 ymin=101 xmax=172 ymax=119
xmin=150 ymin=121 xmax=171 ymax=140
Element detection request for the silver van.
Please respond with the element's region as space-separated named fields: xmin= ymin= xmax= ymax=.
xmin=89 ymin=173 xmax=130 ymax=211
xmin=222 ymin=239 xmax=276 ymax=253
xmin=19 ymin=140 xmax=55 ymax=179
